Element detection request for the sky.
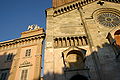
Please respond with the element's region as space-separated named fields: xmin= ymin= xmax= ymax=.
xmin=0 ymin=0 xmax=52 ymax=42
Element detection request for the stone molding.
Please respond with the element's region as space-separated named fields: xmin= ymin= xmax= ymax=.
xmin=19 ymin=60 xmax=32 ymax=68
xmin=54 ymin=36 xmax=88 ymax=48
xmin=53 ymin=0 xmax=120 ymax=16
xmin=0 ymin=34 xmax=45 ymax=47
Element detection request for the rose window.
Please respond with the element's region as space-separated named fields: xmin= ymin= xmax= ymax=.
xmin=97 ymin=13 xmax=120 ymax=27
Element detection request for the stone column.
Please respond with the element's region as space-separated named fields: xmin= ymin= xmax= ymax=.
xmin=63 ymin=37 xmax=67 ymax=47
xmin=57 ymin=38 xmax=60 ymax=47
xmin=74 ymin=37 xmax=78 ymax=46
xmin=82 ymin=37 xmax=86 ymax=45
xmin=59 ymin=38 xmax=62 ymax=47
xmin=67 ymin=37 xmax=71 ymax=46
xmin=78 ymin=37 xmax=82 ymax=46
xmin=66 ymin=37 xmax=69 ymax=46
xmin=71 ymin=37 xmax=75 ymax=46
xmin=54 ymin=38 xmax=58 ymax=47
xmin=84 ymin=37 xmax=88 ymax=45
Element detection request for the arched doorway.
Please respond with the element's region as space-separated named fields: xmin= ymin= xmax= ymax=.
xmin=70 ymin=74 xmax=88 ymax=80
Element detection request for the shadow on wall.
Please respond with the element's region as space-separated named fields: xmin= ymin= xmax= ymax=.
xmin=43 ymin=42 xmax=120 ymax=80
xmin=0 ymin=53 xmax=15 ymax=80
xmin=43 ymin=48 xmax=91 ymax=80
xmin=96 ymin=42 xmax=120 ymax=80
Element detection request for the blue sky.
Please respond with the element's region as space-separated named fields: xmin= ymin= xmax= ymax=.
xmin=0 ymin=0 xmax=51 ymax=42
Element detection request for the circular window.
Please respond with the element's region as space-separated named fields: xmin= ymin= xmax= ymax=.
xmin=97 ymin=13 xmax=120 ymax=27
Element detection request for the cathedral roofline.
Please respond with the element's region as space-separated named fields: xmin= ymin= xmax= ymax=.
xmin=52 ymin=0 xmax=79 ymax=8
xmin=52 ymin=0 xmax=120 ymax=8
xmin=46 ymin=0 xmax=120 ymax=17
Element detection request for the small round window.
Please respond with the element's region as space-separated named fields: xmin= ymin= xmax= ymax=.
xmin=97 ymin=13 xmax=120 ymax=27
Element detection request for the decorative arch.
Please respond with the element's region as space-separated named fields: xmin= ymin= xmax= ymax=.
xmin=114 ymin=29 xmax=120 ymax=35
xmin=114 ymin=29 xmax=120 ymax=47
xmin=92 ymin=8 xmax=120 ymax=27
xmin=92 ymin=8 xmax=120 ymax=18
xmin=62 ymin=46 xmax=86 ymax=70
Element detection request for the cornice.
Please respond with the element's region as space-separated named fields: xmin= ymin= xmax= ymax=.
xmin=52 ymin=0 xmax=120 ymax=17
xmin=0 ymin=33 xmax=45 ymax=47
xmin=19 ymin=60 xmax=33 ymax=68
xmin=21 ymin=28 xmax=43 ymax=35
xmin=53 ymin=34 xmax=87 ymax=39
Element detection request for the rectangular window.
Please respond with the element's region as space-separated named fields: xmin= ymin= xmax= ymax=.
xmin=6 ymin=53 xmax=13 ymax=61
xmin=0 ymin=72 xmax=7 ymax=80
xmin=25 ymin=49 xmax=31 ymax=57
xmin=21 ymin=69 xmax=28 ymax=80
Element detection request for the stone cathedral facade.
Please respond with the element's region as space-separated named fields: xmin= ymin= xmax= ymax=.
xmin=44 ymin=0 xmax=120 ymax=80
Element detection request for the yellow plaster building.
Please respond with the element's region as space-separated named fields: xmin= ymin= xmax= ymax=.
xmin=0 ymin=25 xmax=45 ymax=80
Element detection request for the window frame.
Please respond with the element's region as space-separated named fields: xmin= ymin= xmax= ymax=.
xmin=0 ymin=70 xmax=8 ymax=80
xmin=20 ymin=68 xmax=29 ymax=80
xmin=25 ymin=49 xmax=31 ymax=57
xmin=6 ymin=53 xmax=13 ymax=61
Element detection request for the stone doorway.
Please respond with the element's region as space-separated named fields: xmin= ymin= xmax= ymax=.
xmin=70 ymin=74 xmax=88 ymax=80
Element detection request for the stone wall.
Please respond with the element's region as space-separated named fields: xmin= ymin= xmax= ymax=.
xmin=45 ymin=0 xmax=120 ymax=80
